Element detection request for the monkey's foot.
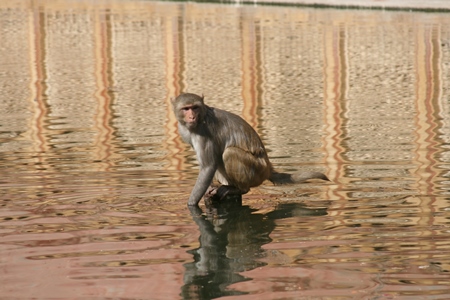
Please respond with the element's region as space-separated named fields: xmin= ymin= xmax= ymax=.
xmin=204 ymin=185 xmax=216 ymax=198
xmin=204 ymin=185 xmax=227 ymax=200
xmin=204 ymin=185 xmax=241 ymax=201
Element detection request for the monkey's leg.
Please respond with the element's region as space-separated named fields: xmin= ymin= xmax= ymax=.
xmin=221 ymin=146 xmax=271 ymax=192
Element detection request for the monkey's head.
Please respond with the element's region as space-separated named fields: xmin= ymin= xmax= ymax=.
xmin=172 ymin=93 xmax=206 ymax=130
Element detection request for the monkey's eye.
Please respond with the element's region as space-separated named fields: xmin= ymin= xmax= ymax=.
xmin=181 ymin=105 xmax=199 ymax=111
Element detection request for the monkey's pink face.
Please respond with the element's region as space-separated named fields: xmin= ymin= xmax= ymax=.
xmin=181 ymin=105 xmax=201 ymax=129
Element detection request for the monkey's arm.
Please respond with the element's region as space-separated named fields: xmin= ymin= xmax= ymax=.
xmin=188 ymin=164 xmax=216 ymax=206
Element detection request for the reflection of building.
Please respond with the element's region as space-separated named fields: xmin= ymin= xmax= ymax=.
xmin=1 ymin=0 xmax=450 ymax=296
xmin=0 ymin=1 xmax=449 ymax=204
xmin=0 ymin=0 xmax=449 ymax=207
xmin=2 ymin=1 xmax=449 ymax=180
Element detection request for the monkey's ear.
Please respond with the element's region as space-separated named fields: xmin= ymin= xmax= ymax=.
xmin=201 ymin=94 xmax=205 ymax=103
xmin=170 ymin=97 xmax=175 ymax=105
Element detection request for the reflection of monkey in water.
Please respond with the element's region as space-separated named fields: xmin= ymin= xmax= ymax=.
xmin=182 ymin=204 xmax=267 ymax=299
xmin=181 ymin=201 xmax=327 ymax=299
xmin=171 ymin=93 xmax=329 ymax=206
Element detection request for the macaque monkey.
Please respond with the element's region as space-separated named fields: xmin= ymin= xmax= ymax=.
xmin=171 ymin=93 xmax=329 ymax=206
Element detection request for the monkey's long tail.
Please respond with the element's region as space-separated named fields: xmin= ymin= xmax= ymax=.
xmin=269 ymin=171 xmax=330 ymax=185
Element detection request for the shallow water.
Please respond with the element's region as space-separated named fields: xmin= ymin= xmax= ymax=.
xmin=1 ymin=0 xmax=450 ymax=299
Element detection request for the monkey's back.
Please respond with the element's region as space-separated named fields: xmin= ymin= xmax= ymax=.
xmin=208 ymin=106 xmax=268 ymax=158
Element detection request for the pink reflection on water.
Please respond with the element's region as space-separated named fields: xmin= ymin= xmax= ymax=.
xmin=2 ymin=214 xmax=197 ymax=299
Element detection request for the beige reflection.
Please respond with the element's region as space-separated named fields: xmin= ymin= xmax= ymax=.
xmin=322 ymin=23 xmax=349 ymax=203
xmin=413 ymin=24 xmax=445 ymax=229
xmin=163 ymin=6 xmax=189 ymax=177
xmin=93 ymin=12 xmax=115 ymax=171
xmin=414 ymin=25 xmax=443 ymax=192
xmin=27 ymin=10 xmax=50 ymax=159
xmin=240 ymin=14 xmax=262 ymax=129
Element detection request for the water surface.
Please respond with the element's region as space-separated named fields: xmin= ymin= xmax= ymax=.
xmin=1 ymin=1 xmax=450 ymax=298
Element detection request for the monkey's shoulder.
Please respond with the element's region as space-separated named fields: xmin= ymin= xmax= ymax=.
xmin=211 ymin=107 xmax=252 ymax=129
xmin=210 ymin=107 xmax=266 ymax=154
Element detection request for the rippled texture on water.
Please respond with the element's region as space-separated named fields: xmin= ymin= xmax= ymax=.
xmin=1 ymin=1 xmax=450 ymax=299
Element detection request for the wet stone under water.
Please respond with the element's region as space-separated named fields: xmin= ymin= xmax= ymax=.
xmin=1 ymin=0 xmax=450 ymax=299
